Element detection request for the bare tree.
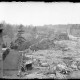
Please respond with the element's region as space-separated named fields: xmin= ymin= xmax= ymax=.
xmin=3 ymin=24 xmax=14 ymax=41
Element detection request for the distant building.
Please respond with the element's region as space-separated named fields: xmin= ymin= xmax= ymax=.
xmin=68 ymin=25 xmax=80 ymax=40
xmin=69 ymin=24 xmax=80 ymax=38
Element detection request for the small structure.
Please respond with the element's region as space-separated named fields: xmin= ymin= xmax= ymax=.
xmin=17 ymin=50 xmax=33 ymax=77
xmin=24 ymin=60 xmax=33 ymax=71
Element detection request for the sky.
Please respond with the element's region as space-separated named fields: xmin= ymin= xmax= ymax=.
xmin=0 ymin=2 xmax=80 ymax=26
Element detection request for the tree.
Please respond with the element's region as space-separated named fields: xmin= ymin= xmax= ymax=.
xmin=47 ymin=29 xmax=54 ymax=39
xmin=10 ymin=42 xmax=18 ymax=50
xmin=3 ymin=24 xmax=14 ymax=41
xmin=0 ymin=23 xmax=4 ymax=45
xmin=31 ymin=27 xmax=37 ymax=39
xmin=15 ymin=24 xmax=26 ymax=51
xmin=15 ymin=24 xmax=26 ymax=45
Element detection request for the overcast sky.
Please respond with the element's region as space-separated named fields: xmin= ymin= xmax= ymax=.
xmin=0 ymin=2 xmax=80 ymax=26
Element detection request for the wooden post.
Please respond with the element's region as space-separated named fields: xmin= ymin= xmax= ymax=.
xmin=18 ymin=51 xmax=24 ymax=78
xmin=0 ymin=49 xmax=3 ymax=78
xmin=2 ymin=52 xmax=3 ymax=78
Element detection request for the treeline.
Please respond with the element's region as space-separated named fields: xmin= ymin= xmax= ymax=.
xmin=1 ymin=22 xmax=80 ymax=51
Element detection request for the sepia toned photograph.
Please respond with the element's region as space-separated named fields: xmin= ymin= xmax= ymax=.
xmin=0 ymin=2 xmax=80 ymax=79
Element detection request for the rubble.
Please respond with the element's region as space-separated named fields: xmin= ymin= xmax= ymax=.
xmin=2 ymin=31 xmax=80 ymax=79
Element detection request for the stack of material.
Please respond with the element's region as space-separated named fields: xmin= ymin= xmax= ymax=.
xmin=3 ymin=50 xmax=21 ymax=70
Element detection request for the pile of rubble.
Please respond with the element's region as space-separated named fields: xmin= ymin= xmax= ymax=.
xmin=18 ymin=48 xmax=80 ymax=79
xmin=16 ymin=38 xmax=80 ymax=79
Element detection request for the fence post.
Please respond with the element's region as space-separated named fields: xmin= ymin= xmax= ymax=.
xmin=17 ymin=51 xmax=24 ymax=78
